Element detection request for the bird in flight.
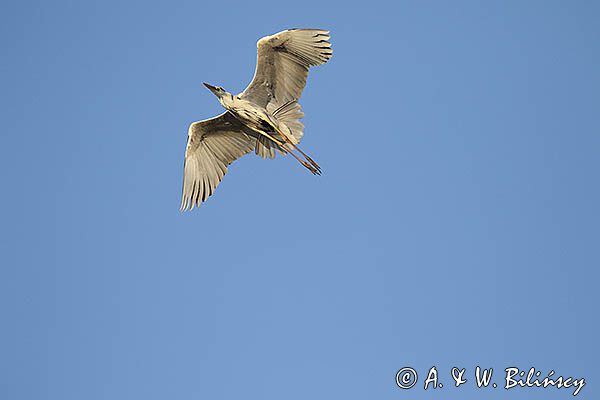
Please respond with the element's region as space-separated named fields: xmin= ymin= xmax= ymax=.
xmin=180 ymin=29 xmax=333 ymax=211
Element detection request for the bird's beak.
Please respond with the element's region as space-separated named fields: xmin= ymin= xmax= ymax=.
xmin=203 ymin=82 xmax=218 ymax=94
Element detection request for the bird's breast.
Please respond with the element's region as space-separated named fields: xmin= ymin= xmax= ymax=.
xmin=229 ymin=105 xmax=271 ymax=132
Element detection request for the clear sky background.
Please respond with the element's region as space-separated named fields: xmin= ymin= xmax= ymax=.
xmin=1 ymin=1 xmax=598 ymax=399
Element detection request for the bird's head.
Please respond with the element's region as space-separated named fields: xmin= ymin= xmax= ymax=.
xmin=203 ymin=83 xmax=229 ymax=99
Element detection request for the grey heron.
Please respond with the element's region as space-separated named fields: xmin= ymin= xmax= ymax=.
xmin=180 ymin=29 xmax=333 ymax=211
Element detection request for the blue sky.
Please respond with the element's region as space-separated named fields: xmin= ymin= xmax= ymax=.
xmin=1 ymin=1 xmax=598 ymax=399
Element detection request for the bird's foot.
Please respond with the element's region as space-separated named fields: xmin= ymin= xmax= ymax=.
xmin=302 ymin=160 xmax=321 ymax=175
xmin=305 ymin=156 xmax=322 ymax=174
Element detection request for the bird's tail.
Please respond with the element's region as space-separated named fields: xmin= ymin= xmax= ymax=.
xmin=255 ymin=135 xmax=279 ymax=158
xmin=255 ymin=100 xmax=305 ymax=158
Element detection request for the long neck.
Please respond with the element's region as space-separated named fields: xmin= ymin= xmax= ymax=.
xmin=219 ymin=92 xmax=236 ymax=109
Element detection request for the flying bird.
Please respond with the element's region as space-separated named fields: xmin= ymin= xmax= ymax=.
xmin=180 ymin=29 xmax=333 ymax=211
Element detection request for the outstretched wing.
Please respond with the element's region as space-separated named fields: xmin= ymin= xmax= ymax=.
xmin=181 ymin=112 xmax=256 ymax=211
xmin=240 ymin=29 xmax=333 ymax=108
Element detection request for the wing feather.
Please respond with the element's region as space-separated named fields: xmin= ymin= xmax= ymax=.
xmin=180 ymin=112 xmax=256 ymax=211
xmin=240 ymin=29 xmax=333 ymax=107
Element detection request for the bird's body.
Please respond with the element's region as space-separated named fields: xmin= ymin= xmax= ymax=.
xmin=181 ymin=29 xmax=332 ymax=211
xmin=217 ymin=93 xmax=280 ymax=139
